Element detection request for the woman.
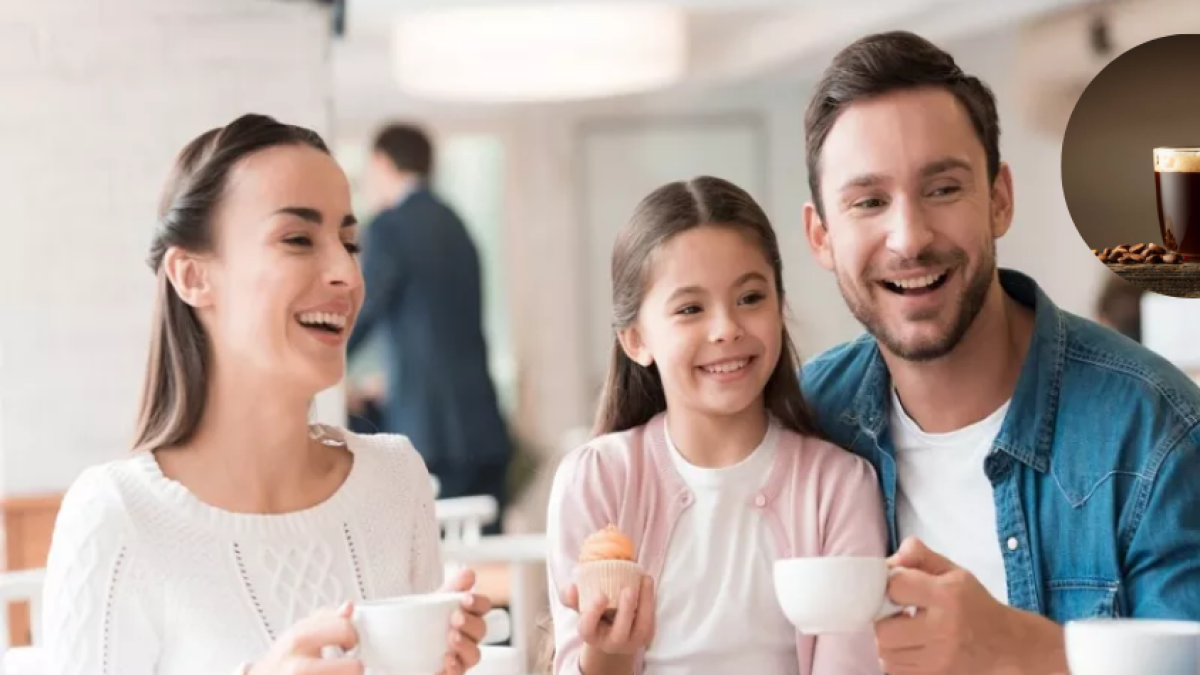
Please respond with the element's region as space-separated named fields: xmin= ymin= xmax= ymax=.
xmin=41 ymin=114 xmax=490 ymax=675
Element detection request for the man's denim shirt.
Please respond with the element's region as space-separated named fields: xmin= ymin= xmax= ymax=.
xmin=801 ymin=269 xmax=1200 ymax=623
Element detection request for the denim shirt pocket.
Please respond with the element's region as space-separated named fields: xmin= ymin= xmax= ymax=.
xmin=1045 ymin=578 xmax=1121 ymax=623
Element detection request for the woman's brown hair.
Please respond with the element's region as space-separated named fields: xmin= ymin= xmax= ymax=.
xmin=133 ymin=114 xmax=330 ymax=452
xmin=592 ymin=175 xmax=820 ymax=439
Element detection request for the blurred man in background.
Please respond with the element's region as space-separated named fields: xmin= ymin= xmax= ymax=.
xmin=1093 ymin=274 xmax=1144 ymax=343
xmin=348 ymin=123 xmax=512 ymax=533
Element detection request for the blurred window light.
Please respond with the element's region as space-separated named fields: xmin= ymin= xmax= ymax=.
xmin=392 ymin=3 xmax=687 ymax=102
xmin=1141 ymin=293 xmax=1200 ymax=371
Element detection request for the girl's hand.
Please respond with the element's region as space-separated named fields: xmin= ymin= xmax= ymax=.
xmin=564 ymin=574 xmax=656 ymax=656
xmin=247 ymin=602 xmax=363 ymax=675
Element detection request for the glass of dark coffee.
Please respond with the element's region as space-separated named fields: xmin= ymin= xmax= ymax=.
xmin=1154 ymin=147 xmax=1200 ymax=260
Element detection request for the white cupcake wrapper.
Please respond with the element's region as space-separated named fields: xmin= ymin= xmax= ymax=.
xmin=574 ymin=560 xmax=644 ymax=610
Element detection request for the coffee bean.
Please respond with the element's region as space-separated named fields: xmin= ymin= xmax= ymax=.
xmin=1130 ymin=243 xmax=1147 ymax=254
xmin=1098 ymin=254 xmax=1109 ymax=263
xmin=1103 ymin=247 xmax=1113 ymax=257
xmin=1146 ymin=254 xmax=1163 ymax=264
xmin=1113 ymin=246 xmax=1129 ymax=255
xmin=1147 ymin=243 xmax=1165 ymax=254
xmin=1128 ymin=253 xmax=1146 ymax=262
xmin=1163 ymin=254 xmax=1180 ymax=264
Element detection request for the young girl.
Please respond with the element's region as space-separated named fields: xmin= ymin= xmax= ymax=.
xmin=41 ymin=114 xmax=490 ymax=675
xmin=545 ymin=176 xmax=887 ymax=675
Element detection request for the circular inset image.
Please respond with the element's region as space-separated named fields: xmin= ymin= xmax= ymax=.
xmin=1062 ymin=34 xmax=1200 ymax=299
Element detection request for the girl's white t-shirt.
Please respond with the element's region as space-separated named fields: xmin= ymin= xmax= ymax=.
xmin=642 ymin=421 xmax=799 ymax=675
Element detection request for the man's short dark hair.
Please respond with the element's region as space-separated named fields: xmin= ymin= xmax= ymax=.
xmin=804 ymin=31 xmax=1002 ymax=218
xmin=372 ymin=123 xmax=434 ymax=178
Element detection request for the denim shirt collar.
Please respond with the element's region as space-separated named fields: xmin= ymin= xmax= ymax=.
xmin=846 ymin=268 xmax=1064 ymax=472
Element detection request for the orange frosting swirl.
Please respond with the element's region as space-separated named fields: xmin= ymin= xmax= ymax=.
xmin=579 ymin=524 xmax=635 ymax=563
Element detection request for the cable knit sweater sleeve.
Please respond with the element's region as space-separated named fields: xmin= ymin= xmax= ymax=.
xmin=42 ymin=465 xmax=161 ymax=675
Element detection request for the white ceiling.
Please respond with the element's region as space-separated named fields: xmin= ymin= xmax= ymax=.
xmin=332 ymin=0 xmax=1105 ymax=127
xmin=347 ymin=0 xmax=832 ymax=23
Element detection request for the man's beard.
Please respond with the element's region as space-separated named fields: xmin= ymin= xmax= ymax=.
xmin=835 ymin=239 xmax=995 ymax=362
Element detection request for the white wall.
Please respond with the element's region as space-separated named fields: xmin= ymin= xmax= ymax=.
xmin=949 ymin=28 xmax=1105 ymax=319
xmin=0 ymin=0 xmax=334 ymax=495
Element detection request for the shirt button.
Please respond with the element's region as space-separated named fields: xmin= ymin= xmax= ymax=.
xmin=1007 ymin=537 xmax=1019 ymax=551
xmin=754 ymin=494 xmax=767 ymax=507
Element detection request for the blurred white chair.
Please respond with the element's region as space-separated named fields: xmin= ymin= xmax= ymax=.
xmin=435 ymin=494 xmax=499 ymax=546
xmin=0 ymin=568 xmax=46 ymax=650
xmin=3 ymin=646 xmax=44 ymax=675
xmin=441 ymin=533 xmax=547 ymax=674
xmin=0 ymin=568 xmax=48 ymax=675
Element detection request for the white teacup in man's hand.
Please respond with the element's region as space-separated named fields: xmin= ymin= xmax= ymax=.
xmin=773 ymin=557 xmax=904 ymax=634
xmin=1066 ymin=619 xmax=1200 ymax=675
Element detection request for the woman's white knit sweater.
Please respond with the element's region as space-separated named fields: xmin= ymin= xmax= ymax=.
xmin=40 ymin=428 xmax=444 ymax=675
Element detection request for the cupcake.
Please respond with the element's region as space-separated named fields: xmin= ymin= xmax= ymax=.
xmin=573 ymin=524 xmax=643 ymax=613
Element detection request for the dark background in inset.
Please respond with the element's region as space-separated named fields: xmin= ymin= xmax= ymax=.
xmin=1061 ymin=34 xmax=1200 ymax=250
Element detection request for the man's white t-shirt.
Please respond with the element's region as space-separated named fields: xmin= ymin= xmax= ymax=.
xmin=890 ymin=389 xmax=1011 ymax=604
xmin=642 ymin=422 xmax=799 ymax=675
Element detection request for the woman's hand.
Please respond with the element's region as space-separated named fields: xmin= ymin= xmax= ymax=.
xmin=564 ymin=574 xmax=656 ymax=656
xmin=248 ymin=602 xmax=363 ymax=675
xmin=439 ymin=568 xmax=494 ymax=675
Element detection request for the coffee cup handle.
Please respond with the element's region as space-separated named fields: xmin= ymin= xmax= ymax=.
xmin=481 ymin=606 xmax=512 ymax=645
xmin=446 ymin=591 xmax=512 ymax=645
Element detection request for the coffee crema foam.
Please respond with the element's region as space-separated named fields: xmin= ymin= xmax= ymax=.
xmin=1154 ymin=148 xmax=1200 ymax=172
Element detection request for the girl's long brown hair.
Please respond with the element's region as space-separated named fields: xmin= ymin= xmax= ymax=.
xmin=591 ymin=175 xmax=820 ymax=438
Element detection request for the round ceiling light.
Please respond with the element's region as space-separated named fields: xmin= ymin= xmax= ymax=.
xmin=392 ymin=3 xmax=688 ymax=103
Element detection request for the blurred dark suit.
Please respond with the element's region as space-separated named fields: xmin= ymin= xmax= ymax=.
xmin=348 ymin=186 xmax=512 ymax=533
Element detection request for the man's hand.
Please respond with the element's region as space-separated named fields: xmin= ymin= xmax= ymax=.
xmin=875 ymin=537 xmax=1066 ymax=675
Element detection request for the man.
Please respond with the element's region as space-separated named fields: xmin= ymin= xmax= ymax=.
xmin=1093 ymin=274 xmax=1143 ymax=343
xmin=348 ymin=123 xmax=512 ymax=533
xmin=799 ymin=31 xmax=1200 ymax=675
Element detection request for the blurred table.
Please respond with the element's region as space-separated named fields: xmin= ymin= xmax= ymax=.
xmin=1105 ymin=262 xmax=1200 ymax=298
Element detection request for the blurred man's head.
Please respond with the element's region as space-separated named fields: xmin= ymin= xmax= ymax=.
xmin=365 ymin=123 xmax=434 ymax=213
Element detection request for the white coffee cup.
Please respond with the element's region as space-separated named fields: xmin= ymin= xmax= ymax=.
xmin=327 ymin=592 xmax=511 ymax=675
xmin=773 ymin=557 xmax=904 ymax=634
xmin=1065 ymin=619 xmax=1200 ymax=675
